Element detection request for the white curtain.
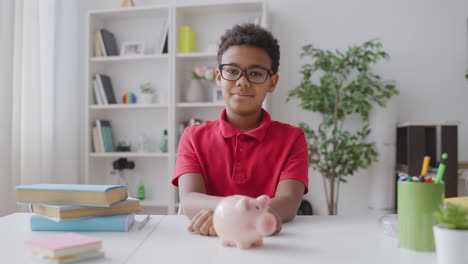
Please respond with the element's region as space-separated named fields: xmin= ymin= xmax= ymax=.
xmin=0 ymin=0 xmax=14 ymax=216
xmin=11 ymin=0 xmax=58 ymax=190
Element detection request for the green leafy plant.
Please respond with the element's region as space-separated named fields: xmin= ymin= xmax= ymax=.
xmin=287 ymin=39 xmax=399 ymax=215
xmin=434 ymin=203 xmax=468 ymax=230
xmin=140 ymin=82 xmax=154 ymax=94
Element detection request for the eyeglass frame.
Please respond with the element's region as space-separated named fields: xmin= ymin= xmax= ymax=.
xmin=218 ymin=64 xmax=275 ymax=84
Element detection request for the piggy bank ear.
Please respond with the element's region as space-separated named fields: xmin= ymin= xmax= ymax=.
xmin=235 ymin=198 xmax=251 ymax=211
xmin=256 ymin=195 xmax=270 ymax=207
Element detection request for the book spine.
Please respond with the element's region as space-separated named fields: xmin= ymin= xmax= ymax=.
xmin=30 ymin=214 xmax=134 ymax=232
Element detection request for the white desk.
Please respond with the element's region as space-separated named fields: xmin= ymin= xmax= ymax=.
xmin=0 ymin=214 xmax=437 ymax=264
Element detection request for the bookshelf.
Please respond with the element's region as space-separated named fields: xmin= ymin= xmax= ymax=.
xmin=85 ymin=1 xmax=268 ymax=214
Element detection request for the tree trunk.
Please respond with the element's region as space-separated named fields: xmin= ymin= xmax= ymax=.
xmin=328 ymin=174 xmax=336 ymax=215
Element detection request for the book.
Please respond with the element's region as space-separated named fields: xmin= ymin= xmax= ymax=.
xmin=30 ymin=198 xmax=141 ymax=220
xmin=100 ymin=120 xmax=114 ymax=152
xmin=93 ymin=31 xmax=102 ymax=57
xmin=91 ymin=126 xmax=103 ymax=153
xmin=158 ymin=20 xmax=169 ymax=54
xmin=100 ymin=29 xmax=119 ymax=56
xmin=35 ymin=250 xmax=104 ymax=264
xmin=92 ymin=79 xmax=103 ymax=105
xmin=95 ymin=73 xmax=116 ymax=104
xmin=95 ymin=120 xmax=105 ymax=152
xmin=98 ymin=74 xmax=117 ymax=104
xmin=445 ymin=196 xmax=468 ymax=209
xmin=30 ymin=213 xmax=135 ymax=232
xmin=97 ymin=30 xmax=106 ymax=56
xmin=16 ymin=184 xmax=128 ymax=207
xmin=25 ymin=232 xmax=102 ymax=258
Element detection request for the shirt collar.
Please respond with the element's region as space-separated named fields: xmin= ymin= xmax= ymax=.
xmin=218 ymin=108 xmax=272 ymax=142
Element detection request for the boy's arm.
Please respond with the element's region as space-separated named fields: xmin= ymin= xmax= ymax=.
xmin=178 ymin=172 xmax=223 ymax=219
xmin=269 ymin=179 xmax=305 ymax=222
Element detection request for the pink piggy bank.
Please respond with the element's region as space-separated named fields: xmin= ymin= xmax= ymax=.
xmin=213 ymin=195 xmax=276 ymax=249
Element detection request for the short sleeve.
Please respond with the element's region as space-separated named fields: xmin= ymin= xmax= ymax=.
xmin=279 ymin=130 xmax=309 ymax=194
xmin=171 ymin=127 xmax=203 ymax=187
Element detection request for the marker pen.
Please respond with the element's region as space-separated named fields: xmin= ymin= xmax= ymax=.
xmin=434 ymin=153 xmax=448 ymax=184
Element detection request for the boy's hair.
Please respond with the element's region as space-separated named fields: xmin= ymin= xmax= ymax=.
xmin=217 ymin=24 xmax=280 ymax=74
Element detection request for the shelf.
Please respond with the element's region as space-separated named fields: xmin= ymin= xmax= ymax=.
xmin=176 ymin=102 xmax=224 ymax=108
xmin=89 ymin=104 xmax=169 ymax=110
xmin=175 ymin=52 xmax=217 ymax=59
xmin=89 ymin=152 xmax=169 ymax=158
xmin=90 ymin=54 xmax=168 ymax=63
xmin=89 ymin=5 xmax=168 ymax=19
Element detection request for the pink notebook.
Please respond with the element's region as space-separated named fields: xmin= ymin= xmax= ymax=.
xmin=25 ymin=232 xmax=102 ymax=257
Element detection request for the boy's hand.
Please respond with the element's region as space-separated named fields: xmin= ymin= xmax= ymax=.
xmin=268 ymin=207 xmax=283 ymax=235
xmin=187 ymin=209 xmax=217 ymax=236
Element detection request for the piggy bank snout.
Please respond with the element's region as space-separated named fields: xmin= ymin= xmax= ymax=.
xmin=256 ymin=212 xmax=276 ymax=236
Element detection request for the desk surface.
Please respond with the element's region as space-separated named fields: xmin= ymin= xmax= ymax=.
xmin=0 ymin=213 xmax=436 ymax=264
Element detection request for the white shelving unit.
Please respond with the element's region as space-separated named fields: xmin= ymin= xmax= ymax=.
xmin=85 ymin=1 xmax=268 ymax=214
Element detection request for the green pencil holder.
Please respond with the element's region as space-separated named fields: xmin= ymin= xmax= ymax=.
xmin=397 ymin=181 xmax=444 ymax=251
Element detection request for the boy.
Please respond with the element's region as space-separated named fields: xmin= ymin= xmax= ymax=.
xmin=172 ymin=24 xmax=309 ymax=236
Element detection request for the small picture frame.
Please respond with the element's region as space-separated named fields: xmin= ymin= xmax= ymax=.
xmin=121 ymin=42 xmax=145 ymax=56
xmin=212 ymin=88 xmax=223 ymax=103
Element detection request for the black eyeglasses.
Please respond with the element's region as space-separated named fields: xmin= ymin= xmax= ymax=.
xmin=219 ymin=64 xmax=274 ymax=84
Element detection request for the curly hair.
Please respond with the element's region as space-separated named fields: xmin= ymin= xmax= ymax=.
xmin=217 ymin=24 xmax=280 ymax=74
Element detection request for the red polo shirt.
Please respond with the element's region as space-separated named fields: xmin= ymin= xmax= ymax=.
xmin=172 ymin=109 xmax=309 ymax=198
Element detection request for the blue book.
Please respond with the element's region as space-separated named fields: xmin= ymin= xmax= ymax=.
xmin=16 ymin=184 xmax=128 ymax=207
xmin=31 ymin=213 xmax=135 ymax=232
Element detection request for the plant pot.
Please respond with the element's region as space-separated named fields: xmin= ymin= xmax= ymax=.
xmin=433 ymin=225 xmax=468 ymax=264
xmin=185 ymin=79 xmax=207 ymax=102
xmin=139 ymin=93 xmax=154 ymax=104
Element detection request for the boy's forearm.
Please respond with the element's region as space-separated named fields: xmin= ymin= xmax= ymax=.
xmin=269 ymin=195 xmax=302 ymax=222
xmin=180 ymin=192 xmax=224 ymax=219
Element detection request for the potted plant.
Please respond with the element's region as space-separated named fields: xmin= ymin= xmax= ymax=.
xmin=139 ymin=82 xmax=155 ymax=104
xmin=433 ymin=203 xmax=468 ymax=264
xmin=287 ymin=39 xmax=399 ymax=215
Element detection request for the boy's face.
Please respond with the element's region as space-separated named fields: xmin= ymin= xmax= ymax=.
xmin=216 ymin=45 xmax=278 ymax=117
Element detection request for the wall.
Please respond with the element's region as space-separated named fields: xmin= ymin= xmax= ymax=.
xmin=68 ymin=0 xmax=468 ymax=215
xmin=2 ymin=0 xmax=466 ymax=215
xmin=268 ymin=0 xmax=468 ymax=215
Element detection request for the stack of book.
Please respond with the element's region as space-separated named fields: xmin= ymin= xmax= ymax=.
xmin=92 ymin=73 xmax=117 ymax=105
xmin=25 ymin=232 xmax=104 ymax=263
xmin=16 ymin=184 xmax=141 ymax=232
xmin=92 ymin=119 xmax=115 ymax=153
xmin=93 ymin=29 xmax=119 ymax=57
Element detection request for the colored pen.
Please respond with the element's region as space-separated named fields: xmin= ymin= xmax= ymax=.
xmin=420 ymin=156 xmax=430 ymax=177
xmin=434 ymin=153 xmax=448 ymax=184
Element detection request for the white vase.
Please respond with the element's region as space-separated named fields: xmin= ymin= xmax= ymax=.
xmin=185 ymin=80 xmax=206 ymax=102
xmin=139 ymin=93 xmax=154 ymax=104
xmin=433 ymin=226 xmax=468 ymax=264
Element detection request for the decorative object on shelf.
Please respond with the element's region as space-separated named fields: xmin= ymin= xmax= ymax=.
xmin=121 ymin=41 xmax=144 ymax=56
xmin=139 ymin=82 xmax=155 ymax=104
xmin=185 ymin=79 xmax=206 ymax=102
xmin=116 ymin=141 xmax=131 ymax=152
xmin=159 ymin=129 xmax=168 ymax=153
xmin=120 ymin=0 xmax=135 ymax=8
xmin=112 ymin=158 xmax=135 ymax=187
xmin=433 ymin=203 xmax=468 ymax=264
xmin=178 ymin=26 xmax=195 ymax=53
xmin=287 ymin=39 xmax=399 ymax=215
xmin=136 ymin=179 xmax=146 ymax=200
xmin=185 ymin=66 xmax=216 ymax=102
xmin=213 ymin=88 xmax=223 ymax=103
xmin=122 ymin=92 xmax=137 ymax=104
